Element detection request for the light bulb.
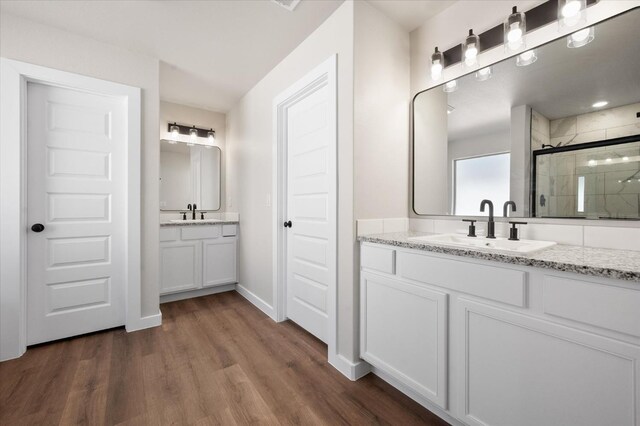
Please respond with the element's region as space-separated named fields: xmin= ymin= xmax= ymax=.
xmin=559 ymin=0 xmax=585 ymax=29
xmin=170 ymin=123 xmax=180 ymax=141
xmin=587 ymin=159 xmax=597 ymax=167
xmin=443 ymin=79 xmax=458 ymax=93
xmin=507 ymin=25 xmax=522 ymax=43
xmin=189 ymin=127 xmax=198 ymax=143
xmin=431 ymin=61 xmax=443 ymax=80
xmin=592 ymin=100 xmax=608 ymax=108
xmin=605 ymin=158 xmax=612 ymax=163
xmin=623 ymin=156 xmax=629 ymax=162
xmin=516 ymin=50 xmax=537 ymax=67
xmin=462 ymin=29 xmax=480 ymax=68
xmin=475 ymin=66 xmax=492 ymax=81
xmin=504 ymin=6 xmax=526 ymax=52
xmin=561 ymin=0 xmax=581 ymax=18
xmin=567 ymin=26 xmax=594 ymax=48
xmin=430 ymin=47 xmax=444 ymax=81
xmin=208 ymin=129 xmax=215 ymax=144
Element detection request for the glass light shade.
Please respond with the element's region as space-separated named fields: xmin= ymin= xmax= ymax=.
xmin=207 ymin=129 xmax=215 ymax=144
xmin=558 ymin=0 xmax=586 ymax=29
xmin=463 ymin=29 xmax=480 ymax=68
xmin=516 ymin=50 xmax=537 ymax=66
xmin=443 ymin=79 xmax=458 ymax=93
xmin=170 ymin=123 xmax=180 ymax=142
xmin=189 ymin=127 xmax=198 ymax=143
xmin=504 ymin=6 xmax=526 ymax=52
xmin=567 ymin=26 xmax=594 ymax=48
xmin=475 ymin=66 xmax=493 ymax=81
xmin=430 ymin=47 xmax=444 ymax=81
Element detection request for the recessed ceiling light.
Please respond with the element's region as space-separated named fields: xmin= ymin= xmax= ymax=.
xmin=592 ymin=101 xmax=608 ymax=108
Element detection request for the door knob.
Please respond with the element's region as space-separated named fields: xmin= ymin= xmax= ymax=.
xmin=31 ymin=223 xmax=45 ymax=232
xmin=284 ymin=221 xmax=292 ymax=228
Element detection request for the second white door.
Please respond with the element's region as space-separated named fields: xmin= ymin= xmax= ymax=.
xmin=284 ymin=70 xmax=336 ymax=343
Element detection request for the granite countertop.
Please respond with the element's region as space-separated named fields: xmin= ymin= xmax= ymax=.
xmin=358 ymin=231 xmax=640 ymax=282
xmin=160 ymin=220 xmax=239 ymax=227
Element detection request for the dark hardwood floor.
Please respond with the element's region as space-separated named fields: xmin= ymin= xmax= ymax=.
xmin=0 ymin=291 xmax=448 ymax=425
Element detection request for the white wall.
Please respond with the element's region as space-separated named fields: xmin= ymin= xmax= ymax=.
xmin=354 ymin=1 xmax=410 ymax=220
xmin=226 ymin=2 xmax=357 ymax=360
xmin=0 ymin=13 xmax=161 ymax=317
xmin=159 ymin=101 xmax=227 ymax=213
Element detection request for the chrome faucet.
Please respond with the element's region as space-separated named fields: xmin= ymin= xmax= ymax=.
xmin=187 ymin=203 xmax=197 ymax=220
xmin=480 ymin=199 xmax=495 ymax=239
xmin=503 ymin=201 xmax=516 ymax=217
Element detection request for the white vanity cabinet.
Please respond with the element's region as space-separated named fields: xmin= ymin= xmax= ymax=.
xmin=160 ymin=224 xmax=237 ymax=295
xmin=360 ymin=242 xmax=640 ymax=426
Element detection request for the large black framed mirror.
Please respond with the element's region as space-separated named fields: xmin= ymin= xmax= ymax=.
xmin=412 ymin=7 xmax=640 ymax=219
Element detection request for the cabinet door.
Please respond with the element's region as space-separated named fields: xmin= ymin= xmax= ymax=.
xmin=203 ymin=238 xmax=237 ymax=287
xmin=361 ymin=272 xmax=448 ymax=409
xmin=457 ymin=299 xmax=640 ymax=426
xmin=160 ymin=241 xmax=201 ymax=294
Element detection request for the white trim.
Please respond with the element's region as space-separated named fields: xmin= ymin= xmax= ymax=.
xmin=126 ymin=312 xmax=163 ymax=332
xmin=330 ymin=354 xmax=372 ymax=381
xmin=236 ymin=284 xmax=277 ymax=320
xmin=370 ymin=367 xmax=465 ymax=426
xmin=0 ymin=58 xmax=144 ymax=361
xmin=160 ymin=284 xmax=236 ymax=304
xmin=272 ymin=54 xmax=338 ymax=362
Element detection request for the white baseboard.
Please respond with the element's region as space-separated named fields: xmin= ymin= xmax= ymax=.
xmin=235 ymin=284 xmax=277 ymax=320
xmin=370 ymin=366 xmax=464 ymax=426
xmin=160 ymin=284 xmax=235 ymax=304
xmin=125 ymin=312 xmax=162 ymax=333
xmin=329 ymin=353 xmax=372 ymax=381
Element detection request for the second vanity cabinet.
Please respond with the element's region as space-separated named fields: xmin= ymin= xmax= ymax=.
xmin=160 ymin=224 xmax=237 ymax=295
xmin=360 ymin=242 xmax=640 ymax=426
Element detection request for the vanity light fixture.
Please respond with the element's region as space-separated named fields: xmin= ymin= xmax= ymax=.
xmin=504 ymin=6 xmax=526 ymax=52
xmin=430 ymin=47 xmax=444 ymax=81
xmin=516 ymin=50 xmax=537 ymax=67
xmin=169 ymin=122 xmax=179 ymax=144
xmin=587 ymin=159 xmax=597 ymax=167
xmin=558 ymin=0 xmax=586 ymax=29
xmin=605 ymin=157 xmax=612 ymax=163
xmin=475 ymin=66 xmax=493 ymax=81
xmin=443 ymin=79 xmax=458 ymax=93
xmin=592 ymin=100 xmax=608 ymax=108
xmin=623 ymin=156 xmax=629 ymax=162
xmin=567 ymin=26 xmax=594 ymax=48
xmin=463 ymin=29 xmax=480 ymax=68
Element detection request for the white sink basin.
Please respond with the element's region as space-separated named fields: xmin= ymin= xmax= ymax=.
xmin=169 ymin=219 xmax=222 ymax=224
xmin=407 ymin=233 xmax=556 ymax=255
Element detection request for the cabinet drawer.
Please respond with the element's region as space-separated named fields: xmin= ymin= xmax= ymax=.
xmin=222 ymin=224 xmax=237 ymax=237
xmin=399 ymin=251 xmax=527 ymax=307
xmin=160 ymin=227 xmax=179 ymax=242
xmin=361 ymin=244 xmax=395 ymax=274
xmin=181 ymin=225 xmax=220 ymax=240
xmin=543 ymin=275 xmax=640 ymax=337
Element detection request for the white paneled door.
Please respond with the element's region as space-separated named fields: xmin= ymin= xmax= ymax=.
xmin=26 ymin=82 xmax=126 ymax=345
xmin=284 ymin=78 xmax=335 ymax=343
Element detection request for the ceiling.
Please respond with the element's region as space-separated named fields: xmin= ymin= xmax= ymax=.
xmin=0 ymin=0 xmax=343 ymax=112
xmin=434 ymin=8 xmax=640 ymax=141
xmin=367 ymin=0 xmax=454 ymax=32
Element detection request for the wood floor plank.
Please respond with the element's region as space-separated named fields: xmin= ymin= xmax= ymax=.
xmin=0 ymin=291 xmax=448 ymax=426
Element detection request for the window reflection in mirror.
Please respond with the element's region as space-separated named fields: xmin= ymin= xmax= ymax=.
xmin=160 ymin=140 xmax=221 ymax=211
xmin=412 ymin=7 xmax=640 ymax=219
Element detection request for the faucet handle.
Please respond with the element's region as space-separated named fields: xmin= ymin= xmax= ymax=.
xmin=180 ymin=212 xmax=187 ymax=220
xmin=200 ymin=211 xmax=205 ymax=220
xmin=462 ymin=219 xmax=477 ymax=237
xmin=508 ymin=221 xmax=527 ymax=241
